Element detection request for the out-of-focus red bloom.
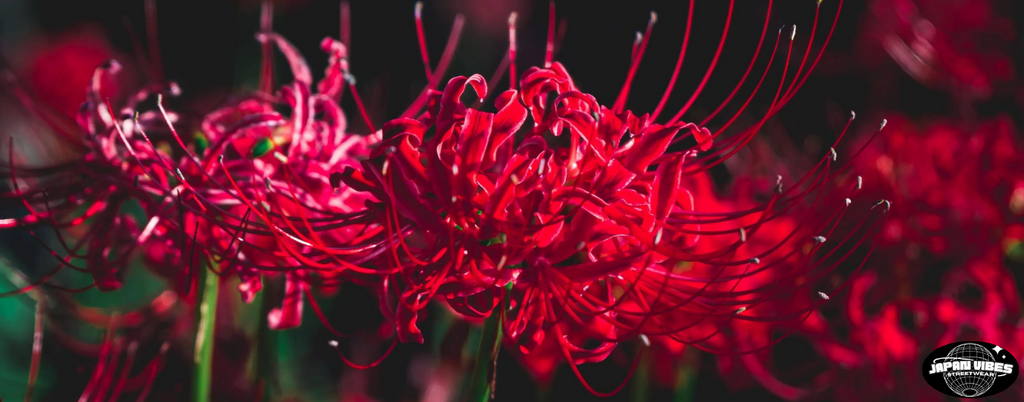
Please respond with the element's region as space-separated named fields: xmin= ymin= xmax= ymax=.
xmin=845 ymin=115 xmax=1022 ymax=271
xmin=735 ymin=115 xmax=1024 ymax=401
xmin=860 ymin=0 xmax=1016 ymax=98
xmin=25 ymin=31 xmax=120 ymax=120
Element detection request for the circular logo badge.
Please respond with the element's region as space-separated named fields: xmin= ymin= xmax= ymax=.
xmin=922 ymin=341 xmax=1018 ymax=398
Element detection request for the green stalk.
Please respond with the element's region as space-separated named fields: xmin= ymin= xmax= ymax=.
xmin=631 ymin=352 xmax=650 ymax=402
xmin=465 ymin=284 xmax=511 ymax=402
xmin=673 ymin=347 xmax=699 ymax=402
xmin=251 ymin=277 xmax=278 ymax=402
xmin=193 ymin=261 xmax=220 ymax=402
xmin=465 ymin=312 xmax=502 ymax=402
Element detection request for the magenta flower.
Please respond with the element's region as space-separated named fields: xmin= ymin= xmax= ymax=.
xmin=326 ymin=0 xmax=889 ymax=393
xmin=2 ymin=58 xmax=184 ymax=293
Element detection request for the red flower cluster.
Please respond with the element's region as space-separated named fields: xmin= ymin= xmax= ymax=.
xmin=1 ymin=0 xmax=888 ymax=395
xmin=331 ymin=0 xmax=888 ymax=392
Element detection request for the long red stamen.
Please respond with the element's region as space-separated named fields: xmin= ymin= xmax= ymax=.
xmin=340 ymin=1 xmax=352 ymax=49
xmin=777 ymin=0 xmax=843 ymax=108
xmin=508 ymin=12 xmax=518 ymax=90
xmin=401 ymin=15 xmax=465 ymax=118
xmin=24 ymin=298 xmax=44 ymax=402
xmin=106 ymin=342 xmax=139 ymax=402
xmin=612 ymin=12 xmax=657 ymax=114
xmin=328 ymin=338 xmax=398 ymax=369
xmin=414 ymin=2 xmax=432 ymax=79
xmin=77 ymin=317 xmax=117 ymax=402
xmin=697 ymin=0 xmax=772 ymax=126
xmin=133 ymin=342 xmax=169 ymax=402
xmin=347 ymin=80 xmax=376 ymax=133
xmin=667 ymin=0 xmax=735 ymax=125
xmin=651 ymin=1 xmax=695 ymax=122
xmin=544 ymin=2 xmax=556 ymax=68
xmin=554 ymin=325 xmax=644 ymax=397
xmin=259 ymin=1 xmax=275 ymax=93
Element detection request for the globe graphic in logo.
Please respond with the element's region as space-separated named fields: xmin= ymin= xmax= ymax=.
xmin=942 ymin=343 xmax=998 ymax=397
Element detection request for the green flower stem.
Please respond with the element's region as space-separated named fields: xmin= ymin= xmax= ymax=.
xmin=465 ymin=284 xmax=511 ymax=402
xmin=631 ymin=352 xmax=650 ymax=402
xmin=193 ymin=260 xmax=220 ymax=402
xmin=673 ymin=348 xmax=699 ymax=402
xmin=252 ymin=277 xmax=278 ymax=402
xmin=465 ymin=313 xmax=502 ymax=402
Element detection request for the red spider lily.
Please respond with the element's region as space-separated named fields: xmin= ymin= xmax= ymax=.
xmin=1 ymin=16 xmax=392 ymax=401
xmin=151 ymin=3 xmax=466 ymax=338
xmin=1 ymin=57 xmax=185 ymax=293
xmin=327 ymin=0 xmax=889 ymax=393
xmin=134 ymin=30 xmax=389 ymax=331
xmin=0 ymin=9 xmax=414 ymax=382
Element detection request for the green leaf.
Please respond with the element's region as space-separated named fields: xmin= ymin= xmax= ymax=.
xmin=673 ymin=347 xmax=699 ymax=402
xmin=631 ymin=352 xmax=649 ymax=402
